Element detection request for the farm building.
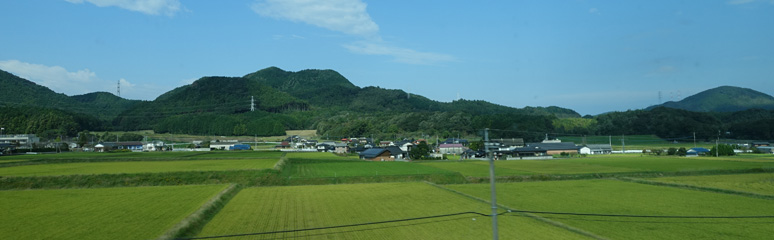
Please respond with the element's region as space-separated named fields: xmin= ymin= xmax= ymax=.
xmin=359 ymin=147 xmax=404 ymax=161
xmin=752 ymin=142 xmax=770 ymax=147
xmin=0 ymin=134 xmax=40 ymax=149
xmin=508 ymin=147 xmax=549 ymax=158
xmin=438 ymin=143 xmax=465 ymax=154
xmin=755 ymin=146 xmax=774 ymax=154
xmin=524 ymin=142 xmax=579 ymax=155
xmin=334 ymin=143 xmax=350 ymax=154
xmin=579 ymin=144 xmax=613 ymax=155
xmin=442 ymin=138 xmax=469 ymax=145
xmin=687 ymin=147 xmax=711 ymax=156
xmin=116 ymin=142 xmax=144 ymax=151
xmin=492 ymin=138 xmax=525 ymax=149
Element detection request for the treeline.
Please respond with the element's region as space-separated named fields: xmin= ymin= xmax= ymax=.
xmin=314 ymin=111 xmax=556 ymax=142
xmin=0 ymin=106 xmax=105 ymax=138
xmin=152 ymin=111 xmax=304 ymax=136
xmin=551 ymin=107 xmax=774 ymax=140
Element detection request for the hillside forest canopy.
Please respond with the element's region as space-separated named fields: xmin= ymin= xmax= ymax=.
xmin=1 ymin=68 xmax=773 ymax=141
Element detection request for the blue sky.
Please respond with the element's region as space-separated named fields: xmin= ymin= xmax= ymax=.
xmin=1 ymin=0 xmax=772 ymax=115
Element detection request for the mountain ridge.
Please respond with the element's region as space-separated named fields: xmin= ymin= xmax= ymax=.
xmin=648 ymin=86 xmax=774 ymax=112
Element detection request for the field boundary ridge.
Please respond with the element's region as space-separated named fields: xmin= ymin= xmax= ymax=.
xmin=617 ymin=177 xmax=774 ymax=200
xmin=158 ymin=184 xmax=242 ymax=240
xmin=423 ymin=181 xmax=607 ymax=240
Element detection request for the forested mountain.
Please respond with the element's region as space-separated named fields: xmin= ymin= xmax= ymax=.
xmin=650 ymin=86 xmax=774 ymax=112
xmin=112 ymin=76 xmax=310 ymax=135
xmin=0 ymin=69 xmax=82 ymax=111
xmin=71 ymin=92 xmax=142 ymax=121
xmin=0 ymin=70 xmax=139 ymax=121
xmin=4 ymin=66 xmax=772 ymax=141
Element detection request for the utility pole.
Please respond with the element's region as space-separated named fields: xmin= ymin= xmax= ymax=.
xmin=621 ymin=134 xmax=625 ymax=153
xmin=693 ymin=132 xmax=696 ymax=148
xmin=251 ymin=96 xmax=255 ymax=112
xmin=716 ymin=130 xmax=720 ymax=157
xmin=484 ymin=128 xmax=499 ymax=240
xmin=117 ymin=79 xmax=120 ymax=97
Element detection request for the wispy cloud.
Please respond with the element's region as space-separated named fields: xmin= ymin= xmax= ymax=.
xmin=589 ymin=8 xmax=600 ymax=14
xmin=344 ymin=41 xmax=456 ymax=65
xmin=65 ymin=0 xmax=181 ymax=16
xmin=252 ymin=0 xmax=379 ymax=39
xmin=251 ymin=0 xmax=455 ymax=65
xmin=0 ymin=60 xmax=100 ymax=95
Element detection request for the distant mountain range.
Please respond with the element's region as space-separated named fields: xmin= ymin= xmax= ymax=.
xmin=648 ymin=86 xmax=774 ymax=112
xmin=2 ymin=66 xmax=773 ymax=140
xmin=0 ymin=67 xmax=577 ymax=138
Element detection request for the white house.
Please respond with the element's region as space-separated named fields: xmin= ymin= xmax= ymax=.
xmin=579 ymin=144 xmax=613 ymax=155
xmin=438 ymin=143 xmax=465 ymax=154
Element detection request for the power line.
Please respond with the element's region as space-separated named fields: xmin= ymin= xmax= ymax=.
xmin=175 ymin=210 xmax=774 ymax=240
xmin=502 ymin=209 xmax=774 ymax=219
xmin=176 ymin=211 xmax=491 ymax=240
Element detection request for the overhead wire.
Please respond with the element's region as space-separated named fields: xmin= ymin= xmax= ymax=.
xmin=175 ymin=210 xmax=774 ymax=240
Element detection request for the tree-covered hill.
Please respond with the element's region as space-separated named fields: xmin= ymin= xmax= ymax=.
xmin=0 ymin=69 xmax=140 ymax=122
xmin=0 ymin=69 xmax=82 ymax=111
xmin=650 ymin=86 xmax=774 ymax=112
xmin=244 ymin=67 xmax=359 ymax=107
xmin=112 ymin=76 xmax=310 ymax=135
xmin=71 ymin=92 xmax=141 ymax=121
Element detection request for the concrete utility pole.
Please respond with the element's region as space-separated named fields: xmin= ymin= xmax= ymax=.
xmin=484 ymin=128 xmax=499 ymax=240
xmin=621 ymin=135 xmax=625 ymax=153
xmin=715 ymin=130 xmax=720 ymax=157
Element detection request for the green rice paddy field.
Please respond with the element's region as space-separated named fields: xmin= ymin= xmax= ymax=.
xmin=0 ymin=159 xmax=279 ymax=177
xmin=196 ymin=182 xmax=591 ymax=240
xmin=446 ymin=179 xmax=774 ymax=239
xmin=652 ymin=172 xmax=774 ymax=196
xmin=1 ymin=151 xmax=773 ymax=239
xmin=420 ymin=155 xmax=774 ymax=177
xmin=0 ymin=184 xmax=227 ymax=240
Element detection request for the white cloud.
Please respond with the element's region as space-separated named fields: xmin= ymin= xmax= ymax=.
xmin=344 ymin=41 xmax=456 ymax=65
xmin=0 ymin=59 xmax=163 ymax=99
xmin=252 ymin=0 xmax=455 ymax=65
xmin=65 ymin=0 xmax=181 ymax=16
xmin=0 ymin=60 xmax=100 ymax=95
xmin=252 ymin=0 xmax=379 ymax=38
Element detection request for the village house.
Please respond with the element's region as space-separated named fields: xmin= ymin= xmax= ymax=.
xmin=579 ymin=144 xmax=613 ymax=155
xmin=334 ymin=143 xmax=350 ymax=154
xmin=438 ymin=143 xmax=465 ymax=155
xmin=359 ymin=147 xmax=405 ymax=161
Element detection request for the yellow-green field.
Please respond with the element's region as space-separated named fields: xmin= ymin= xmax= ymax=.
xmin=446 ymin=179 xmax=774 ymax=239
xmin=0 ymin=185 xmax=227 ymax=240
xmin=1 ymin=151 xmax=773 ymax=239
xmin=652 ymin=173 xmax=774 ymax=195
xmin=0 ymin=159 xmax=278 ymax=177
xmin=196 ymin=182 xmax=591 ymax=239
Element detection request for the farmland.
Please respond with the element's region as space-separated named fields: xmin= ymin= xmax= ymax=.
xmin=446 ymin=179 xmax=774 ymax=239
xmin=652 ymin=173 xmax=774 ymax=196
xmin=195 ymin=182 xmax=591 ymax=239
xmin=1 ymin=150 xmax=774 ymax=239
xmin=0 ymin=159 xmax=278 ymax=177
xmin=420 ymin=155 xmax=774 ymax=178
xmin=0 ymin=184 xmax=228 ymax=240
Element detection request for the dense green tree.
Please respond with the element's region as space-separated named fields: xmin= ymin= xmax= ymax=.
xmin=677 ymin=147 xmax=687 ymax=156
xmin=409 ymin=141 xmax=430 ymax=160
xmin=710 ymin=144 xmax=736 ymax=157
